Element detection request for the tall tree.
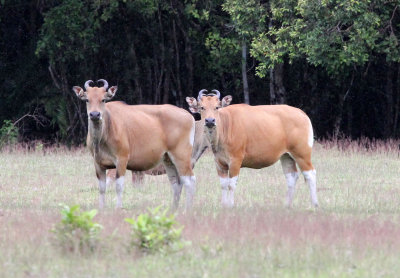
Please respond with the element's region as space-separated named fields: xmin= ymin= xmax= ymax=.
xmin=251 ymin=0 xmax=400 ymax=135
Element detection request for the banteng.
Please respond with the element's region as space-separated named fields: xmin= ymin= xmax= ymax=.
xmin=186 ymin=89 xmax=318 ymax=208
xmin=105 ymin=120 xmax=210 ymax=186
xmin=73 ymin=79 xmax=196 ymax=209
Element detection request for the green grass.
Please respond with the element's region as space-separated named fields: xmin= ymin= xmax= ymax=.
xmin=1 ymin=142 xmax=400 ymax=277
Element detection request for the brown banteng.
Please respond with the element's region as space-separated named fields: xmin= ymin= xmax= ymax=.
xmin=186 ymin=89 xmax=318 ymax=208
xmin=72 ymin=79 xmax=196 ymax=209
xmin=105 ymin=120 xmax=210 ymax=186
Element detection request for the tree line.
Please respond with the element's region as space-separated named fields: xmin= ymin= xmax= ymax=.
xmin=0 ymin=0 xmax=399 ymax=144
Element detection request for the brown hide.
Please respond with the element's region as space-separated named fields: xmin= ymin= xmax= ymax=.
xmin=87 ymin=101 xmax=194 ymax=175
xmin=106 ymin=120 xmax=210 ymax=185
xmin=210 ymin=104 xmax=314 ymax=174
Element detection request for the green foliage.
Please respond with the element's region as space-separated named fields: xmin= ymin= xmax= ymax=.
xmin=36 ymin=0 xmax=100 ymax=64
xmin=251 ymin=0 xmax=400 ymax=76
xmin=2 ymin=0 xmax=400 ymax=140
xmin=125 ymin=206 xmax=187 ymax=254
xmin=42 ymin=97 xmax=69 ymax=139
xmin=205 ymin=31 xmax=241 ymax=72
xmin=222 ymin=0 xmax=267 ymax=38
xmin=0 ymin=120 xmax=18 ymax=148
xmin=52 ymin=204 xmax=103 ymax=253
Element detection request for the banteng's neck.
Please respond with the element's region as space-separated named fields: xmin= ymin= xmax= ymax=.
xmin=88 ymin=110 xmax=110 ymax=152
xmin=204 ymin=110 xmax=230 ymax=154
xmin=191 ymin=121 xmax=209 ymax=166
xmin=204 ymin=119 xmax=220 ymax=153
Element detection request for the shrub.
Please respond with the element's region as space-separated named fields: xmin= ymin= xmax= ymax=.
xmin=52 ymin=204 xmax=103 ymax=253
xmin=0 ymin=120 xmax=18 ymax=149
xmin=125 ymin=206 xmax=187 ymax=254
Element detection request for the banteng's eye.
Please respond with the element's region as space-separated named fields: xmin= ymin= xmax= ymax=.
xmin=200 ymin=107 xmax=205 ymax=110
xmin=215 ymin=106 xmax=220 ymax=110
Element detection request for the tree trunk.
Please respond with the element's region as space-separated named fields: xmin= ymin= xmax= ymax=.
xmin=393 ymin=63 xmax=400 ymax=136
xmin=383 ymin=63 xmax=394 ymax=138
xmin=269 ymin=63 xmax=286 ymax=104
xmin=186 ymin=40 xmax=194 ymax=97
xmin=172 ymin=20 xmax=183 ymax=106
xmin=62 ymin=67 xmax=86 ymax=142
xmin=173 ymin=8 xmax=194 ymax=97
xmin=333 ymin=94 xmax=345 ymax=139
xmin=241 ymin=40 xmax=250 ymax=104
xmin=156 ymin=6 xmax=165 ymax=104
xmin=163 ymin=69 xmax=170 ymax=104
xmin=129 ymin=43 xmax=143 ymax=104
xmin=333 ymin=72 xmax=355 ymax=138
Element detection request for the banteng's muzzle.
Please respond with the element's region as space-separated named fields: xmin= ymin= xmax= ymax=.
xmin=205 ymin=117 xmax=216 ymax=128
xmin=89 ymin=111 xmax=101 ymax=121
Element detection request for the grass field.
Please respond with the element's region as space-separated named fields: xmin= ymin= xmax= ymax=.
xmin=1 ymin=141 xmax=400 ymax=277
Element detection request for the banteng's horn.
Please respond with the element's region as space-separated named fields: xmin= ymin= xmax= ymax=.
xmin=97 ymin=79 xmax=109 ymax=90
xmin=211 ymin=89 xmax=221 ymax=99
xmin=197 ymin=89 xmax=208 ymax=101
xmin=84 ymin=80 xmax=94 ymax=90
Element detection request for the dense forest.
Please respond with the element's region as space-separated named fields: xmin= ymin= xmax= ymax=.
xmin=0 ymin=0 xmax=399 ymax=145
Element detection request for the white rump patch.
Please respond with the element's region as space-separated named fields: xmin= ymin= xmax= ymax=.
xmin=308 ymin=118 xmax=314 ymax=147
xmin=189 ymin=118 xmax=195 ymax=146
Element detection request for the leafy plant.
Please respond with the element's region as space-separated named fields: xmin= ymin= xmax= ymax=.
xmin=52 ymin=204 xmax=103 ymax=253
xmin=0 ymin=120 xmax=18 ymax=149
xmin=125 ymin=206 xmax=187 ymax=254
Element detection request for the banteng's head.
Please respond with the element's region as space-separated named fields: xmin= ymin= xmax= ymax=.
xmin=186 ymin=89 xmax=232 ymax=128
xmin=72 ymin=79 xmax=117 ymax=122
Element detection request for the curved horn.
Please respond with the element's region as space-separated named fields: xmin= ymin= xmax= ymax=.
xmin=97 ymin=79 xmax=109 ymax=90
xmin=84 ymin=80 xmax=94 ymax=90
xmin=211 ymin=89 xmax=221 ymax=99
xmin=197 ymin=89 xmax=208 ymax=101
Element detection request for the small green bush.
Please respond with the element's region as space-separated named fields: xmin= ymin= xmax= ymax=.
xmin=0 ymin=120 xmax=18 ymax=148
xmin=52 ymin=204 xmax=103 ymax=253
xmin=125 ymin=206 xmax=187 ymax=254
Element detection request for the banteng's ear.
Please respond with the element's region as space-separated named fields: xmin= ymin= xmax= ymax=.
xmin=105 ymin=86 xmax=118 ymax=100
xmin=221 ymin=95 xmax=232 ymax=107
xmin=72 ymin=86 xmax=87 ymax=101
xmin=186 ymin=97 xmax=200 ymax=113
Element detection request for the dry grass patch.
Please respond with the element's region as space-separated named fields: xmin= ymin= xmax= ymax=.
xmin=0 ymin=141 xmax=400 ymax=277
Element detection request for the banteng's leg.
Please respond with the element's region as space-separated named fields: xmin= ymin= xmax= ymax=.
xmin=131 ymin=171 xmax=145 ymax=186
xmin=291 ymin=153 xmax=318 ymax=207
xmin=163 ymin=154 xmax=182 ymax=210
xmin=167 ymin=151 xmax=196 ymax=210
xmin=115 ymin=158 xmax=128 ymax=208
xmin=303 ymin=169 xmax=318 ymax=207
xmin=106 ymin=169 xmax=116 ymax=188
xmin=280 ymin=153 xmax=299 ymax=207
xmin=226 ymin=158 xmax=241 ymax=208
xmin=217 ymin=167 xmax=230 ymax=208
xmin=95 ymin=164 xmax=107 ymax=209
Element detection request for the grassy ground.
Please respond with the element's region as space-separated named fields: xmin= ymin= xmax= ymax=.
xmin=1 ymin=142 xmax=400 ymax=277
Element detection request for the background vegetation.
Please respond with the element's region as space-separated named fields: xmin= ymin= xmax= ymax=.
xmin=0 ymin=0 xmax=400 ymax=144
